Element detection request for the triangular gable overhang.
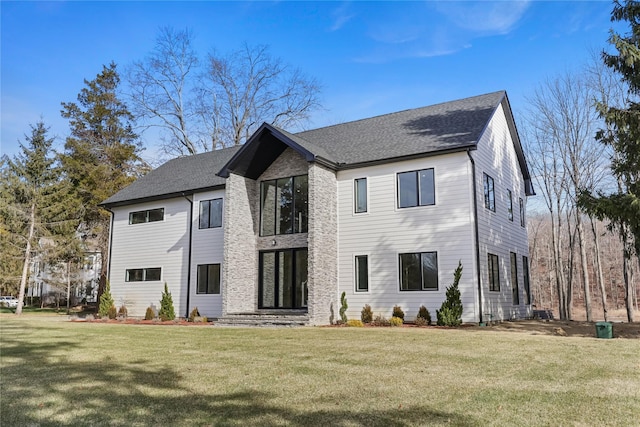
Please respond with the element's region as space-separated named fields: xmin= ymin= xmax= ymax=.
xmin=481 ymin=93 xmax=536 ymax=197
xmin=217 ymin=123 xmax=336 ymax=179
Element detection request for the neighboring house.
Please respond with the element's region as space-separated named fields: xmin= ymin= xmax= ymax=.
xmin=101 ymin=91 xmax=534 ymax=325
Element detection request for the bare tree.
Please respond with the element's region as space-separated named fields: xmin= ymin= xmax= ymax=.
xmin=199 ymin=43 xmax=322 ymax=148
xmin=127 ymin=27 xmax=201 ymax=156
xmin=128 ymin=29 xmax=322 ymax=155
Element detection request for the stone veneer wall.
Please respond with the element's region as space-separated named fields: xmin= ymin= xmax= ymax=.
xmin=307 ymin=163 xmax=338 ymax=325
xmin=222 ymin=173 xmax=258 ymax=314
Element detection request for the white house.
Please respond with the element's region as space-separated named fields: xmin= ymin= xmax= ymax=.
xmin=101 ymin=91 xmax=534 ymax=325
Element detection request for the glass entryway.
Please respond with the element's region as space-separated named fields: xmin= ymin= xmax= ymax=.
xmin=259 ymin=249 xmax=308 ymax=309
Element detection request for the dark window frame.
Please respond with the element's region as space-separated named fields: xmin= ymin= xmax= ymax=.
xmin=510 ymin=252 xmax=519 ymax=305
xmin=199 ymin=198 xmax=223 ymax=229
xmin=354 ymin=178 xmax=368 ymax=214
xmin=483 ymin=173 xmax=495 ymax=212
xmin=507 ymin=189 xmax=514 ymax=221
xmin=129 ymin=208 xmax=164 ymax=225
xmin=488 ymin=253 xmax=500 ymax=291
xmin=397 ymin=168 xmax=435 ymax=209
xmin=519 ymin=198 xmax=525 ymax=227
xmin=522 ymin=256 xmax=531 ymax=305
xmin=196 ymin=264 xmax=221 ymax=294
xmin=399 ymin=251 xmax=438 ymax=291
xmin=355 ymin=255 xmax=369 ymax=292
xmin=125 ymin=267 xmax=162 ymax=282
xmin=260 ymin=174 xmax=308 ymax=236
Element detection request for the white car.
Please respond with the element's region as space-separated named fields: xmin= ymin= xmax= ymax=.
xmin=0 ymin=296 xmax=22 ymax=308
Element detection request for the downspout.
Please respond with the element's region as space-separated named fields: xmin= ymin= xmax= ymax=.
xmin=182 ymin=193 xmax=194 ymax=319
xmin=106 ymin=208 xmax=114 ymax=284
xmin=466 ymin=149 xmax=483 ymax=324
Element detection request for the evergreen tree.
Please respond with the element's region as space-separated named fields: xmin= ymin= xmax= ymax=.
xmin=98 ymin=279 xmax=115 ymax=318
xmin=0 ymin=122 xmax=81 ymax=314
xmin=436 ymin=261 xmax=463 ymax=326
xmin=578 ymin=0 xmax=639 ymax=321
xmin=60 ymin=63 xmax=147 ymax=300
xmin=158 ymin=283 xmax=176 ymax=321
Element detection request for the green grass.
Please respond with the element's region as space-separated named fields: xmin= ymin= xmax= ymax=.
xmin=1 ymin=315 xmax=639 ymax=426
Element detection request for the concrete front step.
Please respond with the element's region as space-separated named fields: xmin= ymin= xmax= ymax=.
xmin=214 ymin=311 xmax=309 ymax=327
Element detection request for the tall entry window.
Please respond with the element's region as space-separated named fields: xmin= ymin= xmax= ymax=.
xmin=260 ymin=175 xmax=308 ymax=236
xmin=259 ymin=249 xmax=308 ymax=309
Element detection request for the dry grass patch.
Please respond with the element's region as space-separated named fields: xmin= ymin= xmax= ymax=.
xmin=1 ymin=315 xmax=639 ymax=426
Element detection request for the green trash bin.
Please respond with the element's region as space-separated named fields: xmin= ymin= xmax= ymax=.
xmin=595 ymin=321 xmax=613 ymax=339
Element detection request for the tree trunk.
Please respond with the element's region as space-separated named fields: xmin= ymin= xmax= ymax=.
xmin=16 ymin=203 xmax=36 ymax=315
xmin=576 ymin=212 xmax=592 ymax=322
xmin=590 ymin=218 xmax=608 ymax=321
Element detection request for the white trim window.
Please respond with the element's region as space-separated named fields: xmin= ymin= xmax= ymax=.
xmin=355 ymin=255 xmax=369 ymax=292
xmin=397 ymin=169 xmax=435 ymax=208
xmin=354 ymin=178 xmax=368 ymax=214
xmin=399 ymin=252 xmax=438 ymax=291
xmin=129 ymin=208 xmax=164 ymax=225
xmin=126 ymin=267 xmax=161 ymax=282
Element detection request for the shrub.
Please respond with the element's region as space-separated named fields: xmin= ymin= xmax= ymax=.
xmin=158 ymin=283 xmax=176 ymax=321
xmin=189 ymin=307 xmax=200 ymax=322
xmin=414 ymin=316 xmax=428 ymax=327
xmin=417 ymin=305 xmax=432 ymax=325
xmin=117 ymin=305 xmax=128 ymax=318
xmin=107 ymin=305 xmax=117 ymax=320
xmin=98 ymin=280 xmax=115 ymax=318
xmin=145 ymin=306 xmax=156 ymax=320
xmin=389 ymin=316 xmax=403 ymax=327
xmin=372 ymin=314 xmax=390 ymax=327
xmin=436 ymin=261 xmax=464 ymax=326
xmin=392 ymin=305 xmax=405 ymax=320
xmin=329 ymin=302 xmax=335 ymax=325
xmin=339 ymin=292 xmax=348 ymax=324
xmin=361 ymin=304 xmax=373 ymax=324
xmin=346 ymin=319 xmax=364 ymax=327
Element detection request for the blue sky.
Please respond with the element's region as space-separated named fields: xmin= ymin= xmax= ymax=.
xmin=1 ymin=1 xmax=620 ymax=162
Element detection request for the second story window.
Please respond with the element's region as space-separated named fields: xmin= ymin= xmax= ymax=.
xmin=260 ymin=175 xmax=308 ymax=236
xmin=507 ymin=190 xmax=514 ymax=221
xmin=129 ymin=208 xmax=164 ymax=225
xmin=483 ymin=173 xmax=495 ymax=212
xmin=519 ymin=198 xmax=525 ymax=227
xmin=397 ymin=168 xmax=435 ymax=208
xmin=354 ymin=178 xmax=367 ymax=213
xmin=199 ymin=198 xmax=223 ymax=229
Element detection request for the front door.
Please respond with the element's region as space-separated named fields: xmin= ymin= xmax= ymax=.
xmin=259 ymin=249 xmax=308 ymax=309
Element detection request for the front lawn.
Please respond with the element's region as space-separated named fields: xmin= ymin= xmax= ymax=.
xmin=1 ymin=315 xmax=638 ymax=426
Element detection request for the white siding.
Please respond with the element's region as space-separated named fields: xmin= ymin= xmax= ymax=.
xmin=474 ymin=102 xmax=532 ymax=321
xmin=336 ymin=153 xmax=478 ymax=322
xmin=109 ymin=198 xmax=190 ymax=317
xmin=190 ymin=189 xmax=225 ymax=318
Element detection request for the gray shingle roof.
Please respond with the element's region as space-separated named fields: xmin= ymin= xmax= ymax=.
xmin=102 ymin=91 xmax=521 ymax=207
xmin=296 ymin=90 xmax=505 ymax=166
xmin=101 ymin=146 xmax=241 ymax=207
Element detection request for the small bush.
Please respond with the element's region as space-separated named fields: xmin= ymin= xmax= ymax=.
xmin=145 ymin=306 xmax=156 ymax=320
xmin=361 ymin=304 xmax=373 ymax=324
xmin=117 ymin=305 xmax=128 ymax=318
xmin=392 ymin=305 xmax=405 ymax=320
xmin=98 ymin=280 xmax=115 ymax=318
xmin=158 ymin=283 xmax=176 ymax=321
xmin=372 ymin=314 xmax=390 ymax=327
xmin=339 ymin=292 xmax=348 ymax=324
xmin=389 ymin=316 xmax=403 ymax=327
xmin=107 ymin=305 xmax=117 ymax=320
xmin=189 ymin=307 xmax=200 ymax=322
xmin=414 ymin=316 xmax=428 ymax=327
xmin=417 ymin=305 xmax=432 ymax=325
xmin=437 ymin=261 xmax=463 ymax=327
xmin=346 ymin=319 xmax=364 ymax=327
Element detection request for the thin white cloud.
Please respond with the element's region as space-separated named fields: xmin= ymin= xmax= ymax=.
xmin=329 ymin=2 xmax=355 ymax=32
xmin=435 ymin=1 xmax=530 ymax=35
